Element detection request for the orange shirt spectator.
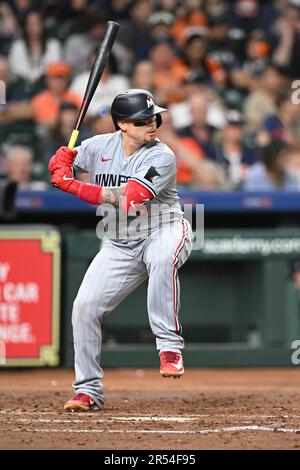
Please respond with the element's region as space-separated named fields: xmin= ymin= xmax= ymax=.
xmin=172 ymin=11 xmax=207 ymax=45
xmin=176 ymin=136 xmax=205 ymax=185
xmin=154 ymin=57 xmax=189 ymax=90
xmin=149 ymin=40 xmax=189 ymax=103
xmin=31 ymin=61 xmax=81 ymax=126
xmin=32 ymin=90 xmax=81 ymax=125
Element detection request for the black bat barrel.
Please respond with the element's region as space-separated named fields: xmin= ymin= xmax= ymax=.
xmin=75 ymin=21 xmax=119 ymax=131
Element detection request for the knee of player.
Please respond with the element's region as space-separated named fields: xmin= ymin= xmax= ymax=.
xmin=72 ymin=296 xmax=95 ymax=319
xmin=146 ymin=252 xmax=174 ymax=271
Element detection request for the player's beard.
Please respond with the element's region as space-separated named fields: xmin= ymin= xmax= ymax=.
xmin=145 ymin=129 xmax=156 ymax=143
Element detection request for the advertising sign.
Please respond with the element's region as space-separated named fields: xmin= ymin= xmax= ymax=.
xmin=0 ymin=229 xmax=60 ymax=366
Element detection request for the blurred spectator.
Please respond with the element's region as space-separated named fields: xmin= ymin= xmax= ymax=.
xmin=243 ymin=30 xmax=270 ymax=78
xmin=243 ymin=139 xmax=298 ymax=191
xmin=271 ymin=0 xmax=300 ymax=78
xmin=179 ymin=18 xmax=242 ymax=110
xmin=204 ymin=0 xmax=229 ymax=23
xmin=8 ymin=8 xmax=62 ymax=84
xmin=178 ymin=27 xmax=231 ymax=93
xmin=63 ymin=11 xmax=108 ymax=74
xmin=102 ymin=0 xmax=132 ymax=22
xmin=193 ymin=159 xmax=230 ymax=190
xmin=229 ymin=0 xmax=261 ymax=33
xmin=40 ymin=101 xmax=90 ymax=166
xmin=5 ymin=145 xmax=48 ymax=189
xmin=135 ymin=10 xmax=175 ymax=60
xmin=70 ymin=54 xmax=130 ymax=116
xmin=147 ymin=10 xmax=175 ymax=40
xmin=116 ymin=0 xmax=153 ymax=66
xmin=0 ymin=55 xmax=37 ymax=150
xmin=258 ymin=96 xmax=300 ymax=145
xmin=180 ymin=29 xmax=210 ymax=82
xmin=258 ymin=0 xmax=285 ymax=32
xmin=231 ymin=29 xmax=271 ymax=95
xmin=31 ymin=61 xmax=81 ymax=127
xmin=181 ymin=78 xmax=204 ymax=101
xmin=4 ymin=0 xmax=38 ymax=23
xmin=63 ymin=8 xmax=130 ymax=75
xmin=156 ymin=106 xmax=229 ymax=189
xmin=45 ymin=0 xmax=97 ymax=39
xmin=178 ymin=92 xmax=218 ymax=159
xmin=157 ymin=0 xmax=182 ymax=14
xmin=156 ymin=110 xmax=206 ymax=186
xmin=207 ymin=15 xmax=237 ymax=70
xmin=148 ymin=38 xmax=188 ymax=104
xmin=205 ymin=0 xmax=248 ymax=63
xmin=212 ymin=110 xmax=257 ymax=188
xmin=0 ymin=56 xmax=20 ymax=114
xmin=0 ymin=55 xmax=43 ymax=103
xmin=90 ymin=106 xmax=116 ymax=135
xmin=0 ymin=2 xmax=19 ymax=55
xmin=114 ymin=0 xmax=153 ymax=71
xmin=244 ymin=65 xmax=288 ymax=132
xmin=131 ymin=60 xmax=155 ymax=93
xmin=171 ymin=0 xmax=207 ymax=45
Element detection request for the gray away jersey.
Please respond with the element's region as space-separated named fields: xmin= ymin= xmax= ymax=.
xmin=73 ymin=131 xmax=183 ymax=240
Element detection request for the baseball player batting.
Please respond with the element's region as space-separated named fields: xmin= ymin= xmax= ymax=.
xmin=49 ymin=89 xmax=193 ymax=412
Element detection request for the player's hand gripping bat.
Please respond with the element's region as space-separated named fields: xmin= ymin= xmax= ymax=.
xmin=67 ymin=20 xmax=119 ymax=150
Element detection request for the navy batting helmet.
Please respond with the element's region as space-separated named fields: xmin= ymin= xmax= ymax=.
xmin=110 ymin=89 xmax=167 ymax=130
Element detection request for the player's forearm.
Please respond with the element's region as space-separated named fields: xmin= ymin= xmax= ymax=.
xmin=101 ymin=186 xmax=126 ymax=206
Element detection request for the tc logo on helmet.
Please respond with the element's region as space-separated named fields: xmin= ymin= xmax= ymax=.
xmin=146 ymin=96 xmax=154 ymax=108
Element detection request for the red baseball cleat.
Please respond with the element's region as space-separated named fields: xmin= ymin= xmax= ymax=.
xmin=159 ymin=351 xmax=184 ymax=378
xmin=63 ymin=393 xmax=100 ymax=412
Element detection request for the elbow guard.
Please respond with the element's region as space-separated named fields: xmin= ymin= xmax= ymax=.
xmin=122 ymin=180 xmax=154 ymax=213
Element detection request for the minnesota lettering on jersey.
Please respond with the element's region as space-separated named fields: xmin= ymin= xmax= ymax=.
xmin=95 ymin=174 xmax=130 ymax=186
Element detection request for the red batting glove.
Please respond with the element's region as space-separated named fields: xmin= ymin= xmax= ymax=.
xmin=55 ymin=146 xmax=78 ymax=166
xmin=51 ymin=166 xmax=79 ymax=194
xmin=51 ymin=167 xmax=102 ymax=205
xmin=49 ymin=154 xmax=60 ymax=175
xmin=49 ymin=146 xmax=78 ymax=175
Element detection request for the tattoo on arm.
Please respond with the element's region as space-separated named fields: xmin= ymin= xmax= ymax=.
xmin=101 ymin=185 xmax=126 ymax=206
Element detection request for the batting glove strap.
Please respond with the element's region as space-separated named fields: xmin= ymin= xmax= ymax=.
xmin=76 ymin=182 xmax=102 ymax=205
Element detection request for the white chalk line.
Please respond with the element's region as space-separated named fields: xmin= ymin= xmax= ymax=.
xmin=1 ymin=417 xmax=299 ymax=427
xmin=0 ymin=426 xmax=300 ymax=435
xmin=0 ymin=417 xmax=198 ymax=424
xmin=1 ymin=410 xmax=300 ymax=419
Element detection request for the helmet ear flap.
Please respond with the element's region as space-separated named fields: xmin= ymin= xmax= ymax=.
xmin=113 ymin=120 xmax=120 ymax=130
xmin=156 ymin=114 xmax=162 ymax=128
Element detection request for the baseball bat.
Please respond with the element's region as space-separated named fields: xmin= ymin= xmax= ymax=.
xmin=67 ymin=20 xmax=119 ymax=150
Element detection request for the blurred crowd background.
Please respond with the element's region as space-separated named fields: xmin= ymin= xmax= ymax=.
xmin=1 ymin=0 xmax=300 ymax=192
